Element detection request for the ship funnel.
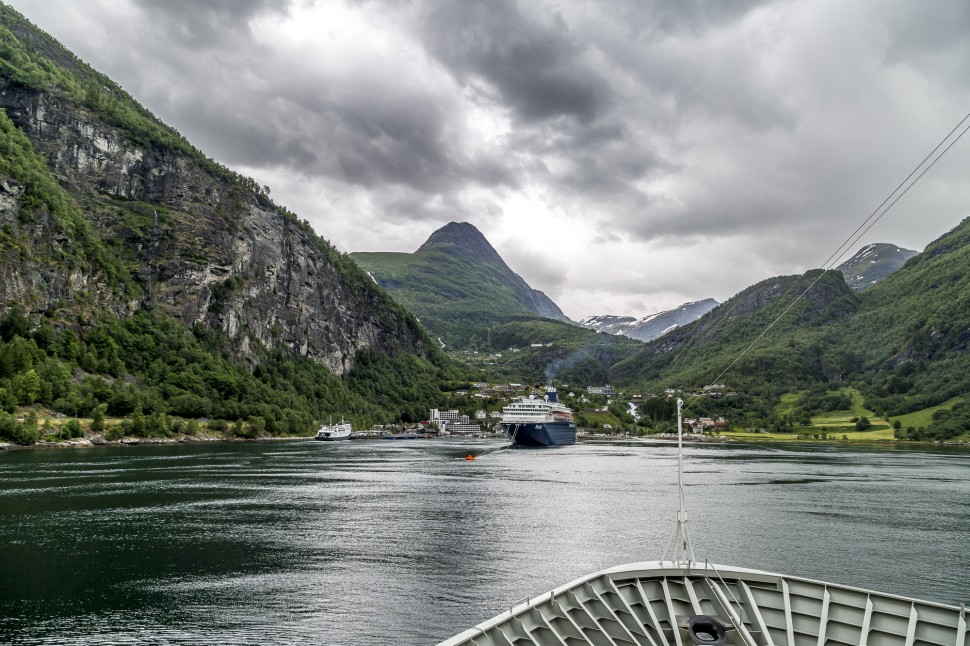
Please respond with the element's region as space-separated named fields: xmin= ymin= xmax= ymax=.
xmin=545 ymin=387 xmax=558 ymax=404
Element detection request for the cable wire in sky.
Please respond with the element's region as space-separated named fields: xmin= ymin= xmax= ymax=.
xmin=684 ymin=111 xmax=970 ymax=414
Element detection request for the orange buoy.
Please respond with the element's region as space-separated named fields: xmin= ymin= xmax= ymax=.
xmin=465 ymin=454 xmax=475 ymax=461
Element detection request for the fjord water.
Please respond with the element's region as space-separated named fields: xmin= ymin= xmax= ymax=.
xmin=1 ymin=441 xmax=968 ymax=645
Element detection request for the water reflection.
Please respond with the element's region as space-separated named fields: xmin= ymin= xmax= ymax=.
xmin=1 ymin=440 xmax=968 ymax=644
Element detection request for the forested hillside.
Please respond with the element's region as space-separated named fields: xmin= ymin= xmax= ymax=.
xmin=836 ymin=243 xmax=917 ymax=290
xmin=613 ymin=219 xmax=970 ymax=441
xmin=612 ymin=269 xmax=860 ymax=391
xmin=845 ymin=220 xmax=970 ymax=431
xmin=474 ymin=318 xmax=642 ymax=385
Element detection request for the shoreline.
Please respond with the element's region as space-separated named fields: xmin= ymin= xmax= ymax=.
xmin=582 ymin=434 xmax=970 ymax=448
xmin=0 ymin=432 xmax=313 ymax=451
xmin=3 ymin=431 xmax=967 ymax=451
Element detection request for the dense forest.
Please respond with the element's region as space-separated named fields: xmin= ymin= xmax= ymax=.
xmin=0 ymin=307 xmax=453 ymax=445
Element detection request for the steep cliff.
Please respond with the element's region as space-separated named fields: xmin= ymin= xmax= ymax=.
xmin=0 ymin=6 xmax=432 ymax=375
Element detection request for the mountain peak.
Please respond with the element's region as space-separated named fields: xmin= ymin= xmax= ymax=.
xmin=579 ymin=299 xmax=719 ymax=342
xmin=352 ymin=221 xmax=571 ymax=346
xmin=836 ymin=242 xmax=917 ymax=290
xmin=417 ymin=222 xmax=504 ymax=265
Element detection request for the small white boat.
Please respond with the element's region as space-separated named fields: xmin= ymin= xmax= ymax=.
xmin=314 ymin=419 xmax=352 ymax=441
xmin=439 ymin=400 xmax=969 ymax=645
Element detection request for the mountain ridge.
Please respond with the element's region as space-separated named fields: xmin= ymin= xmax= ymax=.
xmin=2 ymin=3 xmax=968 ymax=444
xmin=611 ymin=269 xmax=860 ymax=388
xmin=351 ymin=221 xmax=571 ymax=347
xmin=580 ymin=298 xmax=719 ymax=342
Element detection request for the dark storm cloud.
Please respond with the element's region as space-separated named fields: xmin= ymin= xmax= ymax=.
xmin=16 ymin=0 xmax=515 ymax=201
xmin=606 ymin=0 xmax=770 ymax=37
xmin=584 ymin=10 xmax=797 ymax=134
xmin=508 ymin=117 xmax=671 ymax=200
xmin=131 ymin=0 xmax=292 ymax=48
xmin=104 ymin=11 xmax=511 ymax=196
xmin=418 ymin=0 xmax=611 ymax=123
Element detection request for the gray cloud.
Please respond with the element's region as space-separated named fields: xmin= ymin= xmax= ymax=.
xmin=10 ymin=0 xmax=970 ymax=320
xmin=606 ymin=0 xmax=772 ymax=37
xmin=882 ymin=2 xmax=970 ymax=63
xmin=130 ymin=0 xmax=292 ymax=48
xmin=418 ymin=0 xmax=612 ymax=123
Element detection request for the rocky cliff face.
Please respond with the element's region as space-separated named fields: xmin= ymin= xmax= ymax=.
xmin=0 ymin=82 xmax=430 ymax=374
xmin=0 ymin=175 xmax=118 ymax=316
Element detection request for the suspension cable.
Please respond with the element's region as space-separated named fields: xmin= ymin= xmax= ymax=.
xmin=683 ymin=110 xmax=970 ymax=414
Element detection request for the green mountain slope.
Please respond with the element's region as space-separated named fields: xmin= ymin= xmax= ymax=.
xmin=611 ymin=217 xmax=970 ymax=441
xmin=352 ymin=221 xmax=570 ymax=347
xmin=478 ymin=318 xmax=643 ymax=385
xmin=845 ymin=218 xmax=970 ymax=418
xmin=612 ymin=269 xmax=860 ymax=391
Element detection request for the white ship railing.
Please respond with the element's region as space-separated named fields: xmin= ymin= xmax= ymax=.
xmin=438 ymin=560 xmax=969 ymax=646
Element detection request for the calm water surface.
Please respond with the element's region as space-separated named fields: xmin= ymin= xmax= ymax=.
xmin=1 ymin=439 xmax=968 ymax=644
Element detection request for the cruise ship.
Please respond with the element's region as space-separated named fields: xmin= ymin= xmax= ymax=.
xmin=501 ymin=387 xmax=576 ymax=446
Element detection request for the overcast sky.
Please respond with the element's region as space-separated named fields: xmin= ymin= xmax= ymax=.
xmin=12 ymin=0 xmax=970 ymax=320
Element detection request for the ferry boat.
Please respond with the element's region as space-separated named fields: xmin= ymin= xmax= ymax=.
xmin=440 ymin=399 xmax=970 ymax=645
xmin=501 ymin=387 xmax=576 ymax=446
xmin=314 ymin=419 xmax=352 ymax=441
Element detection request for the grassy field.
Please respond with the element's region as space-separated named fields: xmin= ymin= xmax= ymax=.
xmin=890 ymin=396 xmax=963 ymax=429
xmin=721 ymin=430 xmax=801 ymax=442
xmin=811 ymin=387 xmax=875 ymax=421
xmin=721 ymin=427 xmax=894 ymax=442
xmin=773 ymin=391 xmax=804 ymax=418
xmin=739 ymin=387 xmax=893 ymax=443
xmin=737 ymin=387 xmax=970 ymax=443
